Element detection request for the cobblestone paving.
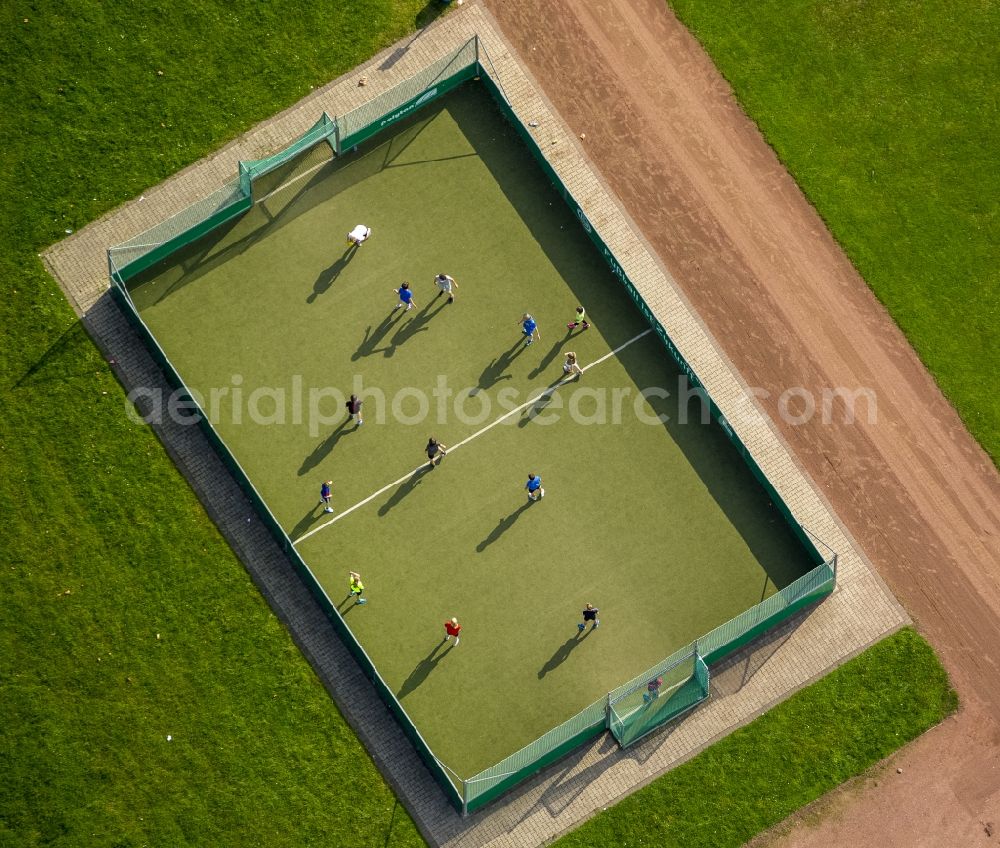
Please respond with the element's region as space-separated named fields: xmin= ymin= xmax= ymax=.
xmin=44 ymin=5 xmax=908 ymax=846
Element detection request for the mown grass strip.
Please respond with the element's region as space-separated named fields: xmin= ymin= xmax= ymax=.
xmin=667 ymin=0 xmax=999 ymax=462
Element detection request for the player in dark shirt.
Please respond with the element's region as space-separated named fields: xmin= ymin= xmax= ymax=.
xmin=578 ymin=603 xmax=600 ymax=632
xmin=346 ymin=394 xmax=363 ymax=427
xmin=426 ymin=436 xmax=448 ymax=468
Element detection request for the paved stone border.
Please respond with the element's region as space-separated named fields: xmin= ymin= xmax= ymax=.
xmin=44 ymin=4 xmax=908 ymax=847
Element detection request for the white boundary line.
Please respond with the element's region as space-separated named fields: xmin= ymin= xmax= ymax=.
xmin=293 ymin=328 xmax=652 ymax=545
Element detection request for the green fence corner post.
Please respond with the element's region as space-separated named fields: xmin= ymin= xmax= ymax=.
xmin=333 ymin=121 xmax=341 ymax=157
xmin=832 ymin=553 xmax=839 ymax=582
xmin=462 ymin=777 xmax=469 ymax=817
xmin=238 ymin=161 xmax=251 ymax=199
xmin=605 ymin=691 xmax=613 ymax=729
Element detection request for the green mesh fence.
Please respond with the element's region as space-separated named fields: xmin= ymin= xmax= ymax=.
xmin=699 ymin=558 xmax=837 ymax=665
xmin=337 ymin=37 xmax=479 ymax=150
xmin=476 ymin=60 xmax=828 ymax=570
xmin=108 ymin=116 xmax=337 ymax=285
xmin=108 ymin=41 xmax=841 ymax=814
xmin=238 ymin=113 xmax=335 ymax=195
xmin=108 ymin=177 xmax=250 ymax=283
xmin=609 ymin=652 xmax=710 ymax=748
xmin=105 ymin=279 xmax=464 ymax=812
xmin=463 ymin=697 xmax=608 ymax=813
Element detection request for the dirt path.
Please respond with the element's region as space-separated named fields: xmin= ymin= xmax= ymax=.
xmin=483 ymin=0 xmax=1000 ymax=843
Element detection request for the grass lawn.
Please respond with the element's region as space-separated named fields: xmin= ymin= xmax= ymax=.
xmin=0 ymin=0 xmax=965 ymax=844
xmin=1 ymin=2 xmax=448 ymax=846
xmin=668 ymin=0 xmax=1000 ymax=463
xmin=128 ymin=84 xmax=817 ymax=776
xmin=553 ymin=627 xmax=957 ymax=848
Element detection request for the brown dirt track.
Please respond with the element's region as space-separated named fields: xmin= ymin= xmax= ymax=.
xmin=483 ymin=0 xmax=1000 ymax=845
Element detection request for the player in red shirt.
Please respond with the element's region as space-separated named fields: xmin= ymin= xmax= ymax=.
xmin=444 ymin=617 xmax=462 ymax=646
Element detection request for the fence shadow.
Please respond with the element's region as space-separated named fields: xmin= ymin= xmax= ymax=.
xmin=9 ymin=322 xmax=96 ymax=390
xmin=451 ymin=84 xmax=818 ymax=591
xmin=478 ymin=604 xmax=826 ymax=824
xmin=124 ymin=111 xmax=448 ymax=306
xmin=708 ymin=602 xmax=820 ymax=698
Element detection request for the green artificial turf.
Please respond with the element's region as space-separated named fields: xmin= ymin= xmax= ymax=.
xmin=0 ymin=0 xmax=970 ymax=842
xmin=129 ymin=84 xmax=817 ymax=775
xmin=553 ymin=626 xmax=957 ymax=848
xmin=667 ymin=0 xmax=1000 ymax=463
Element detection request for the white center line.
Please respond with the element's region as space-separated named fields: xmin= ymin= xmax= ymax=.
xmin=292 ymin=328 xmax=652 ymax=545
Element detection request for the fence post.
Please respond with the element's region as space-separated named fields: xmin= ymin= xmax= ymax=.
xmin=462 ymin=777 xmax=469 ymax=817
xmin=333 ymin=121 xmax=342 ymax=157
xmin=832 ymin=553 xmax=838 ymax=581
xmin=605 ymin=691 xmax=613 ymax=729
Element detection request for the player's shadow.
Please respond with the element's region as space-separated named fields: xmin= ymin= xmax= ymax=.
xmin=298 ymin=417 xmax=353 ymax=476
xmin=338 ymin=595 xmax=365 ymax=615
xmin=397 ymin=640 xmax=453 ymax=699
xmin=518 ymin=377 xmax=570 ymax=428
xmin=475 ymin=339 xmax=527 ymax=394
xmin=353 ymin=313 xmax=397 ymax=360
xmin=288 ymin=505 xmax=329 ymax=541
xmin=379 ymin=467 xmax=431 ymax=516
xmin=538 ymin=630 xmax=592 ymax=678
xmin=527 ymin=336 xmax=571 ymax=380
xmin=387 ymin=298 xmax=446 ymax=352
xmin=476 ymin=501 xmax=532 ymax=552
xmin=307 ymin=245 xmax=357 ymax=303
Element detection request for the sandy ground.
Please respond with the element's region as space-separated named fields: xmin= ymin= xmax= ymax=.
xmin=483 ymin=0 xmax=1000 ymax=844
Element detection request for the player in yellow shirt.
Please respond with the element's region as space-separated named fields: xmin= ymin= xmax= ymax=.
xmin=567 ymin=306 xmax=591 ymax=332
xmin=348 ymin=571 xmax=367 ymax=605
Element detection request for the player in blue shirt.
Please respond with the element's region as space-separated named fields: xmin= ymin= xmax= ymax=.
xmin=519 ymin=313 xmax=540 ymax=345
xmin=319 ymin=480 xmax=334 ymax=514
xmin=394 ymin=281 xmax=416 ymax=311
xmin=525 ymin=472 xmax=544 ymax=502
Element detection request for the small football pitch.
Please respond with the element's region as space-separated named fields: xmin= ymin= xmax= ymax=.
xmin=127 ymin=83 xmax=816 ymax=778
